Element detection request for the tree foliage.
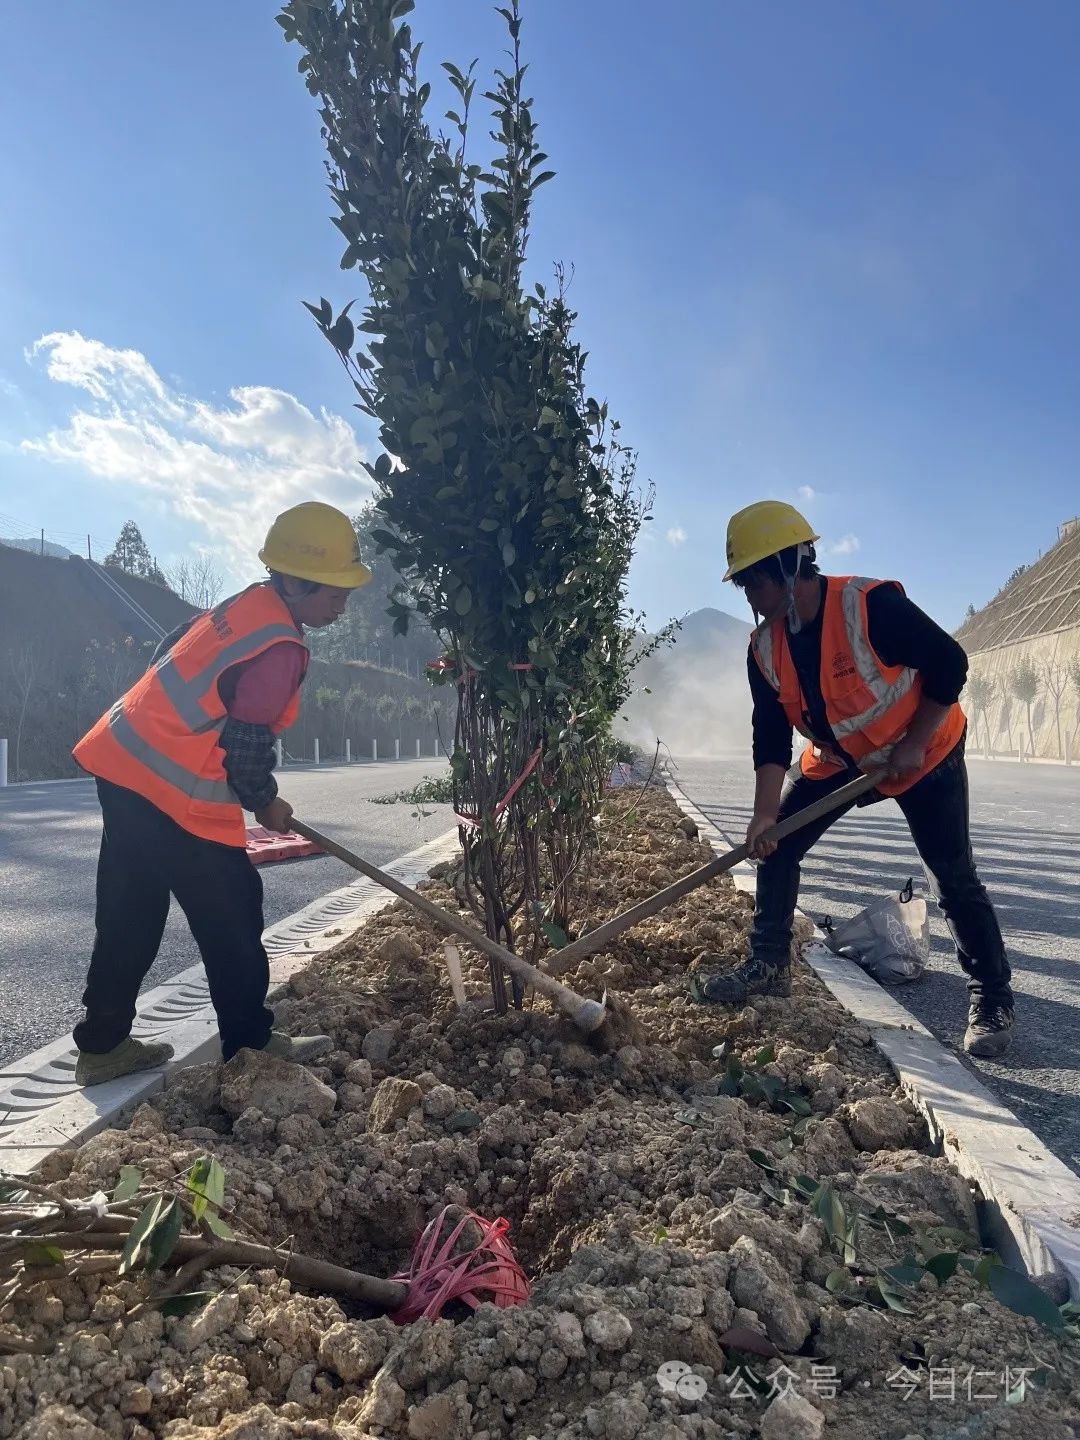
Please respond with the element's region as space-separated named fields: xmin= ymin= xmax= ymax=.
xmin=105 ymin=521 xmax=165 ymax=586
xmin=280 ymin=0 xmax=659 ymax=992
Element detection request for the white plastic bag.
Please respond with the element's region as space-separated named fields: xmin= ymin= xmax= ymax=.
xmin=821 ymin=878 xmax=929 ymax=984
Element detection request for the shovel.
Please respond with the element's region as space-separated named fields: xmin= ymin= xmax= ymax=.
xmin=290 ymin=819 xmax=609 ymax=1036
xmin=542 ymin=767 xmax=883 ymax=976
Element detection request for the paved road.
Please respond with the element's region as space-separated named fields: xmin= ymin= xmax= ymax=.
xmin=669 ymin=755 xmax=1080 ymax=1177
xmin=0 ymin=761 xmax=452 ymax=1066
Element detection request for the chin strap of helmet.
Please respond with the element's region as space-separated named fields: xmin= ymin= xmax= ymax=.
xmin=783 ymin=542 xmax=809 ymax=635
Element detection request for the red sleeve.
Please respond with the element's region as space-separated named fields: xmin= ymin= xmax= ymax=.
xmin=219 ymin=642 xmax=307 ymax=725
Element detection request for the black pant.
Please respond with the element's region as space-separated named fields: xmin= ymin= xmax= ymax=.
xmin=74 ymin=779 xmax=275 ymax=1060
xmin=751 ymin=746 xmax=1012 ymax=1004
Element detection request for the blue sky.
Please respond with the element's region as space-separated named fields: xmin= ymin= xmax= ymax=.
xmin=1 ymin=0 xmax=1077 ymax=631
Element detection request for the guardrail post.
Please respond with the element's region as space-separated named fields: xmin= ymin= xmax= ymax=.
xmin=274 ymin=739 xmax=283 ymax=768
xmin=395 ymin=738 xmax=400 ymax=760
xmin=314 ymin=738 xmax=320 ymax=765
xmin=346 ymin=739 xmax=352 ymax=764
xmin=0 ymin=738 xmax=7 ymax=787
xmin=416 ymin=739 xmax=421 ymax=758
xmin=372 ymin=738 xmax=378 ymax=762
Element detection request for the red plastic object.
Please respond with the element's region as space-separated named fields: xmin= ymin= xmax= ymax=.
xmin=244 ymin=826 xmax=322 ymax=865
xmin=389 ymin=1207 xmax=531 ymax=1324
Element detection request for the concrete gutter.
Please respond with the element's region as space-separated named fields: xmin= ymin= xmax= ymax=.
xmin=0 ymin=827 xmax=461 ymax=1178
xmin=665 ymin=775 xmax=1080 ymax=1300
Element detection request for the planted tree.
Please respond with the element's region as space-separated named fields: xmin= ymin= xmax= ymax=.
xmin=279 ymin=0 xmax=656 ymax=1006
xmin=965 ymin=673 xmax=996 ymax=754
xmin=1068 ymin=656 xmax=1080 ymax=757
xmin=1040 ymin=661 xmax=1068 ymax=760
xmin=1009 ymin=661 xmax=1040 ymax=757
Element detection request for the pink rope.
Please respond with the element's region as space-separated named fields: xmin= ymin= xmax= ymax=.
xmin=389 ymin=1207 xmax=530 ymax=1325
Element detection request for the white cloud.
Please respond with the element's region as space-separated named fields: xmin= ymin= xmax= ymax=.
xmin=21 ymin=332 xmax=370 ymax=572
xmin=826 ymin=533 xmax=861 ymax=557
xmin=666 ymin=526 xmax=687 ymax=547
xmin=797 ymin=485 xmax=816 ymax=501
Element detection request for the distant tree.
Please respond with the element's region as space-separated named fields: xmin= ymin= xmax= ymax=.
xmin=965 ymin=603 xmax=977 ymax=619
xmin=105 ymin=521 xmax=165 ymax=585
xmin=1006 ymin=564 xmax=1028 ymax=588
xmin=165 ymin=554 xmax=224 ymax=610
xmin=1067 ymin=656 xmax=1080 ymax=756
xmin=5 ymin=643 xmax=39 ymax=781
xmin=341 ymin=684 xmax=368 ymax=753
xmin=1040 ymin=661 xmax=1069 ymax=759
xmin=965 ymin=672 xmax=996 ymax=752
xmin=1009 ymin=660 xmax=1040 ymax=756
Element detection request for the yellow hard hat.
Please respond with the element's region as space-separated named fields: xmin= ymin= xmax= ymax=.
xmin=259 ymin=502 xmax=372 ymax=589
xmin=723 ymin=501 xmax=819 ymax=581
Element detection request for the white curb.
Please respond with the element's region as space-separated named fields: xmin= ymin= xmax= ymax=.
xmin=664 ymin=772 xmax=1080 ymax=1300
xmin=0 ymin=827 xmax=461 ymax=1177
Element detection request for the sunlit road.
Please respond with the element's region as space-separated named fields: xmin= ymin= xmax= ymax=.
xmin=0 ymin=761 xmax=451 ymax=1066
xmin=670 ymin=755 xmax=1080 ymax=1177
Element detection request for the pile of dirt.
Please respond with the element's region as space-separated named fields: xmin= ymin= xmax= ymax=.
xmin=5 ymin=788 xmax=1078 ymax=1440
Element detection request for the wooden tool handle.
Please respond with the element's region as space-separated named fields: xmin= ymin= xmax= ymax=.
xmin=290 ymin=819 xmax=594 ymax=1014
xmin=545 ymin=768 xmax=882 ymax=975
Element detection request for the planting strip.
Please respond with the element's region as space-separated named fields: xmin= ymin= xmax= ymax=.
xmin=665 ymin=771 xmax=1080 ymax=1299
xmin=0 ymin=827 xmax=461 ymax=1177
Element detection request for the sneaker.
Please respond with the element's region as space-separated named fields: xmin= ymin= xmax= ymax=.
xmin=963 ymin=1000 xmax=1014 ymax=1058
xmin=76 ymin=1036 xmax=174 ymax=1087
xmin=261 ymin=1030 xmax=334 ymax=1063
xmin=689 ymin=956 xmax=792 ymax=1006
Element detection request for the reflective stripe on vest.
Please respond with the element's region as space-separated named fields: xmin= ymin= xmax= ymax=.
xmin=153 ymin=621 xmax=302 ymax=733
xmin=830 ymin=578 xmax=916 ymax=739
xmin=105 ymin=701 xmax=237 ymax=806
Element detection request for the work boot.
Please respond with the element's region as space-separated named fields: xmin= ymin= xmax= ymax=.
xmin=963 ymin=999 xmax=1014 ymax=1058
xmin=76 ymin=1036 xmax=174 ymax=1087
xmin=689 ymin=956 xmax=792 ymax=1006
xmin=261 ymin=1030 xmax=334 ymax=1064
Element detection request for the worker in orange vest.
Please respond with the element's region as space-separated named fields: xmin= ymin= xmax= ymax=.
xmin=694 ymin=501 xmax=1013 ymax=1058
xmin=71 ymin=502 xmax=372 ymax=1085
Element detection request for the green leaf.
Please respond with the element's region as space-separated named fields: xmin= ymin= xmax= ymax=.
xmin=530 ymin=170 xmax=556 ymax=188
xmin=113 ymin=1165 xmax=143 ymax=1202
xmin=144 ymin=1198 xmax=183 ymax=1273
xmin=205 ymin=1210 xmax=235 ymax=1241
xmin=876 ymin=1275 xmax=914 ymax=1313
xmin=119 ymin=1195 xmax=168 ymax=1275
xmin=813 ymin=1184 xmax=847 ymax=1242
xmin=973 ymin=1252 xmax=1003 ymax=1287
xmin=479 ymin=517 xmax=499 ymax=532
xmin=652 ymin=1225 xmax=668 ymax=1243
xmin=502 ymin=543 xmax=516 ymax=568
xmin=22 ymin=1242 xmax=66 ymax=1267
xmin=780 ymin=1092 xmax=813 ymax=1117
xmin=988 ymin=1265 xmax=1066 ymax=1331
xmin=328 ymin=314 xmax=355 ymax=354
xmin=542 ymin=921 xmax=569 ymax=948
xmin=754 ymin=1045 xmax=776 ymax=1067
xmin=158 ymin=1290 xmax=214 ymax=1318
xmin=373 ymin=453 xmax=393 ymax=479
xmin=825 ymin=1267 xmax=851 ymax=1294
xmin=882 ymin=1262 xmax=925 ymax=1288
xmin=924 ymin=1251 xmax=959 ymax=1283
xmin=454 ymin=587 xmax=472 ymax=616
xmin=759 ymin=1177 xmax=790 ymax=1205
xmin=746 ymin=1149 xmax=777 ymax=1172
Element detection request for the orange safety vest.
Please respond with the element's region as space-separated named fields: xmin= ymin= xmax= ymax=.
xmin=751 ymin=575 xmax=966 ymax=796
xmin=74 ymin=584 xmax=308 ymax=846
